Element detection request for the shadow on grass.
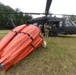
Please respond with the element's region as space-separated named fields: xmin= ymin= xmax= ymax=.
xmin=58 ymin=35 xmax=76 ymax=38
xmin=0 ymin=38 xmax=2 ymax=40
xmin=51 ymin=35 xmax=76 ymax=38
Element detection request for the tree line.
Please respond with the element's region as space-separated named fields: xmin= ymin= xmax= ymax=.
xmin=0 ymin=2 xmax=32 ymax=29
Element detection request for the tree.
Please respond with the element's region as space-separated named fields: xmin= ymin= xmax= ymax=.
xmin=0 ymin=3 xmax=32 ymax=29
xmin=70 ymin=15 xmax=76 ymax=23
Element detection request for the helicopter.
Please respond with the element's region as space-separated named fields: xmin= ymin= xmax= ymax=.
xmin=0 ymin=0 xmax=76 ymax=36
xmin=26 ymin=0 xmax=76 ymax=36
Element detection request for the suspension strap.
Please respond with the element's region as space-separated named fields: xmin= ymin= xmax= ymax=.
xmin=30 ymin=43 xmax=35 ymax=50
xmin=21 ymin=32 xmax=33 ymax=41
xmin=11 ymin=30 xmax=18 ymax=35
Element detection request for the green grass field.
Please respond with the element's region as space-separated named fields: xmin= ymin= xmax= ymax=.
xmin=0 ymin=30 xmax=76 ymax=75
xmin=0 ymin=30 xmax=10 ymax=39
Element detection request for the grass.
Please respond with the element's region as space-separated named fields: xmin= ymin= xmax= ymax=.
xmin=0 ymin=30 xmax=10 ymax=39
xmin=0 ymin=30 xmax=76 ymax=75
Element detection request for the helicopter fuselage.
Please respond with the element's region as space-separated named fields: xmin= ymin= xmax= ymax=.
xmin=48 ymin=17 xmax=76 ymax=36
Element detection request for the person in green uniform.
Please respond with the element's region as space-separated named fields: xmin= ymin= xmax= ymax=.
xmin=44 ymin=23 xmax=49 ymax=37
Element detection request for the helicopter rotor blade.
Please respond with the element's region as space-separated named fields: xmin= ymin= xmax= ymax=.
xmin=51 ymin=13 xmax=76 ymax=16
xmin=0 ymin=12 xmax=45 ymax=15
xmin=45 ymin=0 xmax=52 ymax=15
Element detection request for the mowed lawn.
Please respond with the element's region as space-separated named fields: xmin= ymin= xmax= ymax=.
xmin=0 ymin=30 xmax=10 ymax=39
xmin=0 ymin=30 xmax=76 ymax=75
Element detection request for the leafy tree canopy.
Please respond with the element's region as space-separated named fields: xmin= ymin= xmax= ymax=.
xmin=0 ymin=2 xmax=32 ymax=29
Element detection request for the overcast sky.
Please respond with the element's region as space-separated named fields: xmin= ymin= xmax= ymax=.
xmin=0 ymin=0 xmax=76 ymax=17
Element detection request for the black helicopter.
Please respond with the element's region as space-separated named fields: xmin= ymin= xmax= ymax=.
xmin=27 ymin=0 xmax=76 ymax=36
xmin=0 ymin=0 xmax=76 ymax=36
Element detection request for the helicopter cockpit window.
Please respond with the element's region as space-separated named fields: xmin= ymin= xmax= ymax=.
xmin=59 ymin=21 xmax=62 ymax=27
xmin=65 ymin=21 xmax=73 ymax=27
xmin=71 ymin=21 xmax=76 ymax=26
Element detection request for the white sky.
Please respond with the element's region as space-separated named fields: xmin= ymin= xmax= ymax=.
xmin=0 ymin=0 xmax=76 ymax=18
